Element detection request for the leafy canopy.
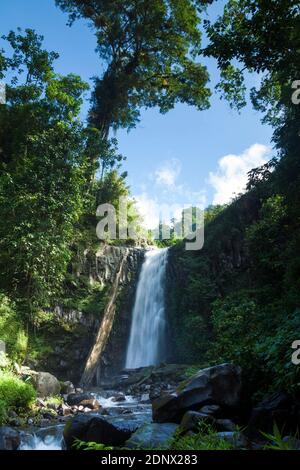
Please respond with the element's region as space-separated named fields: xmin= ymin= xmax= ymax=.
xmin=56 ymin=0 xmax=212 ymax=133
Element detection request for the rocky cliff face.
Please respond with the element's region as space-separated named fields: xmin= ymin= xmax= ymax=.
xmin=38 ymin=245 xmax=145 ymax=385
xmin=80 ymin=246 xmax=145 ymax=386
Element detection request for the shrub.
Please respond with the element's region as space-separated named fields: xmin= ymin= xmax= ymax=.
xmin=0 ymin=399 xmax=7 ymax=425
xmin=0 ymin=371 xmax=36 ymax=412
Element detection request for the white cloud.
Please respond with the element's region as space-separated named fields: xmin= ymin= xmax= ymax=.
xmin=134 ymin=193 xmax=160 ymax=230
xmin=134 ymin=158 xmax=207 ymax=230
xmin=154 ymin=159 xmax=181 ymax=187
xmin=209 ymin=143 xmax=271 ymax=205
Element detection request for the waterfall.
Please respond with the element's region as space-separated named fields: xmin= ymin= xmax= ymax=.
xmin=125 ymin=248 xmax=168 ymax=369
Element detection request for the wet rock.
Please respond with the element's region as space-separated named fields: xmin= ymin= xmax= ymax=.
xmin=59 ymin=404 xmax=72 ymax=417
xmin=61 ymin=381 xmax=75 ymax=395
xmin=199 ymin=404 xmax=220 ymax=416
xmin=112 ymin=393 xmax=126 ymax=403
xmin=7 ymin=410 xmax=21 ymax=427
xmin=217 ymin=431 xmax=249 ymax=449
xmin=0 ymin=427 xmax=21 ymax=450
xmin=39 ymin=419 xmax=51 ymax=427
xmin=7 ymin=418 xmax=21 ymax=427
xmin=63 ymin=415 xmax=134 ymax=449
xmin=152 ymin=364 xmax=242 ymax=424
xmin=42 ymin=410 xmax=57 ymax=419
xmin=149 ymin=387 xmax=161 ymax=400
xmin=78 ymin=398 xmax=101 ymax=410
xmin=66 ymin=393 xmax=94 ymax=407
xmin=282 ymin=436 xmax=300 ymax=450
xmin=125 ymin=423 xmax=178 ymax=449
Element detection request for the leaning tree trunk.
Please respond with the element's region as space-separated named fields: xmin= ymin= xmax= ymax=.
xmin=80 ymin=249 xmax=129 ymax=387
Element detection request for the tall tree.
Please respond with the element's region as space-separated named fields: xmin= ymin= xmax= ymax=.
xmin=204 ymin=0 xmax=300 ymax=195
xmin=0 ymin=29 xmax=89 ymax=319
xmin=56 ymin=0 xmax=212 ymax=145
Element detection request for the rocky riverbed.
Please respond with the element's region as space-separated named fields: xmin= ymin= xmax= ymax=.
xmin=1 ymin=363 xmax=300 ymax=451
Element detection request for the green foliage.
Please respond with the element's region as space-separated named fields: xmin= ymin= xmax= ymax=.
xmin=0 ymin=294 xmax=28 ymax=361
xmin=0 ymin=399 xmax=7 ymax=425
xmin=56 ymin=0 xmax=211 ymax=134
xmin=208 ymin=295 xmax=260 ymax=368
xmin=0 ymin=371 xmax=36 ymax=417
xmin=44 ymin=395 xmax=63 ymax=408
xmin=246 ymin=195 xmax=287 ymax=283
xmin=168 ymin=187 xmax=300 ymax=394
xmin=261 ymin=423 xmax=297 ymax=451
xmin=73 ymin=438 xmax=113 ymax=451
xmin=167 ymin=0 xmax=300 ymax=399
xmin=0 ymin=29 xmax=89 ymax=319
xmin=215 ymin=64 xmax=246 ymax=111
xmin=171 ymin=422 xmax=233 ymax=450
xmin=0 ymin=352 xmax=11 ymax=370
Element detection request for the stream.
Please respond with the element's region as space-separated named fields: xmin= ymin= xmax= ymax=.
xmin=19 ymin=392 xmax=152 ymax=450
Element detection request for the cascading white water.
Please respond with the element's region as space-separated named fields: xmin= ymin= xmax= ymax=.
xmin=125 ymin=248 xmax=168 ymax=369
xmin=19 ymin=426 xmax=64 ymax=450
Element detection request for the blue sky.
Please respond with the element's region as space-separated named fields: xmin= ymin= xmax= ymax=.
xmin=1 ymin=0 xmax=274 ymax=228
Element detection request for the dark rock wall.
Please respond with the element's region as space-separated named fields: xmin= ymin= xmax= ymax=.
xmin=39 ymin=245 xmax=145 ymax=385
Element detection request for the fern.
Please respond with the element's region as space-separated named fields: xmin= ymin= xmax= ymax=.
xmin=73 ymin=438 xmax=113 ymax=451
xmin=261 ymin=423 xmax=297 ymax=450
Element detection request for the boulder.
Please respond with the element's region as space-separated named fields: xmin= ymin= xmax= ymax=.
xmin=125 ymin=423 xmax=178 ymax=450
xmin=63 ymin=415 xmax=134 ymax=449
xmin=112 ymin=393 xmax=126 ymax=403
xmin=246 ymin=391 xmax=300 ymax=437
xmin=60 ymin=404 xmax=72 ymax=417
xmin=66 ymin=393 xmax=94 ymax=407
xmin=33 ymin=372 xmax=61 ymax=398
xmin=152 ymin=363 xmax=242 ymax=423
xmin=0 ymin=427 xmax=21 ymax=450
xmin=61 ymin=381 xmax=75 ymax=395
xmin=79 ymin=399 xmax=101 ymax=410
xmin=199 ymin=404 xmax=221 ymax=416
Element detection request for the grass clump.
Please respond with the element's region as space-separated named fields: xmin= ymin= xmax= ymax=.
xmin=170 ymin=423 xmax=234 ymax=451
xmin=0 ymin=370 xmax=36 ymax=423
